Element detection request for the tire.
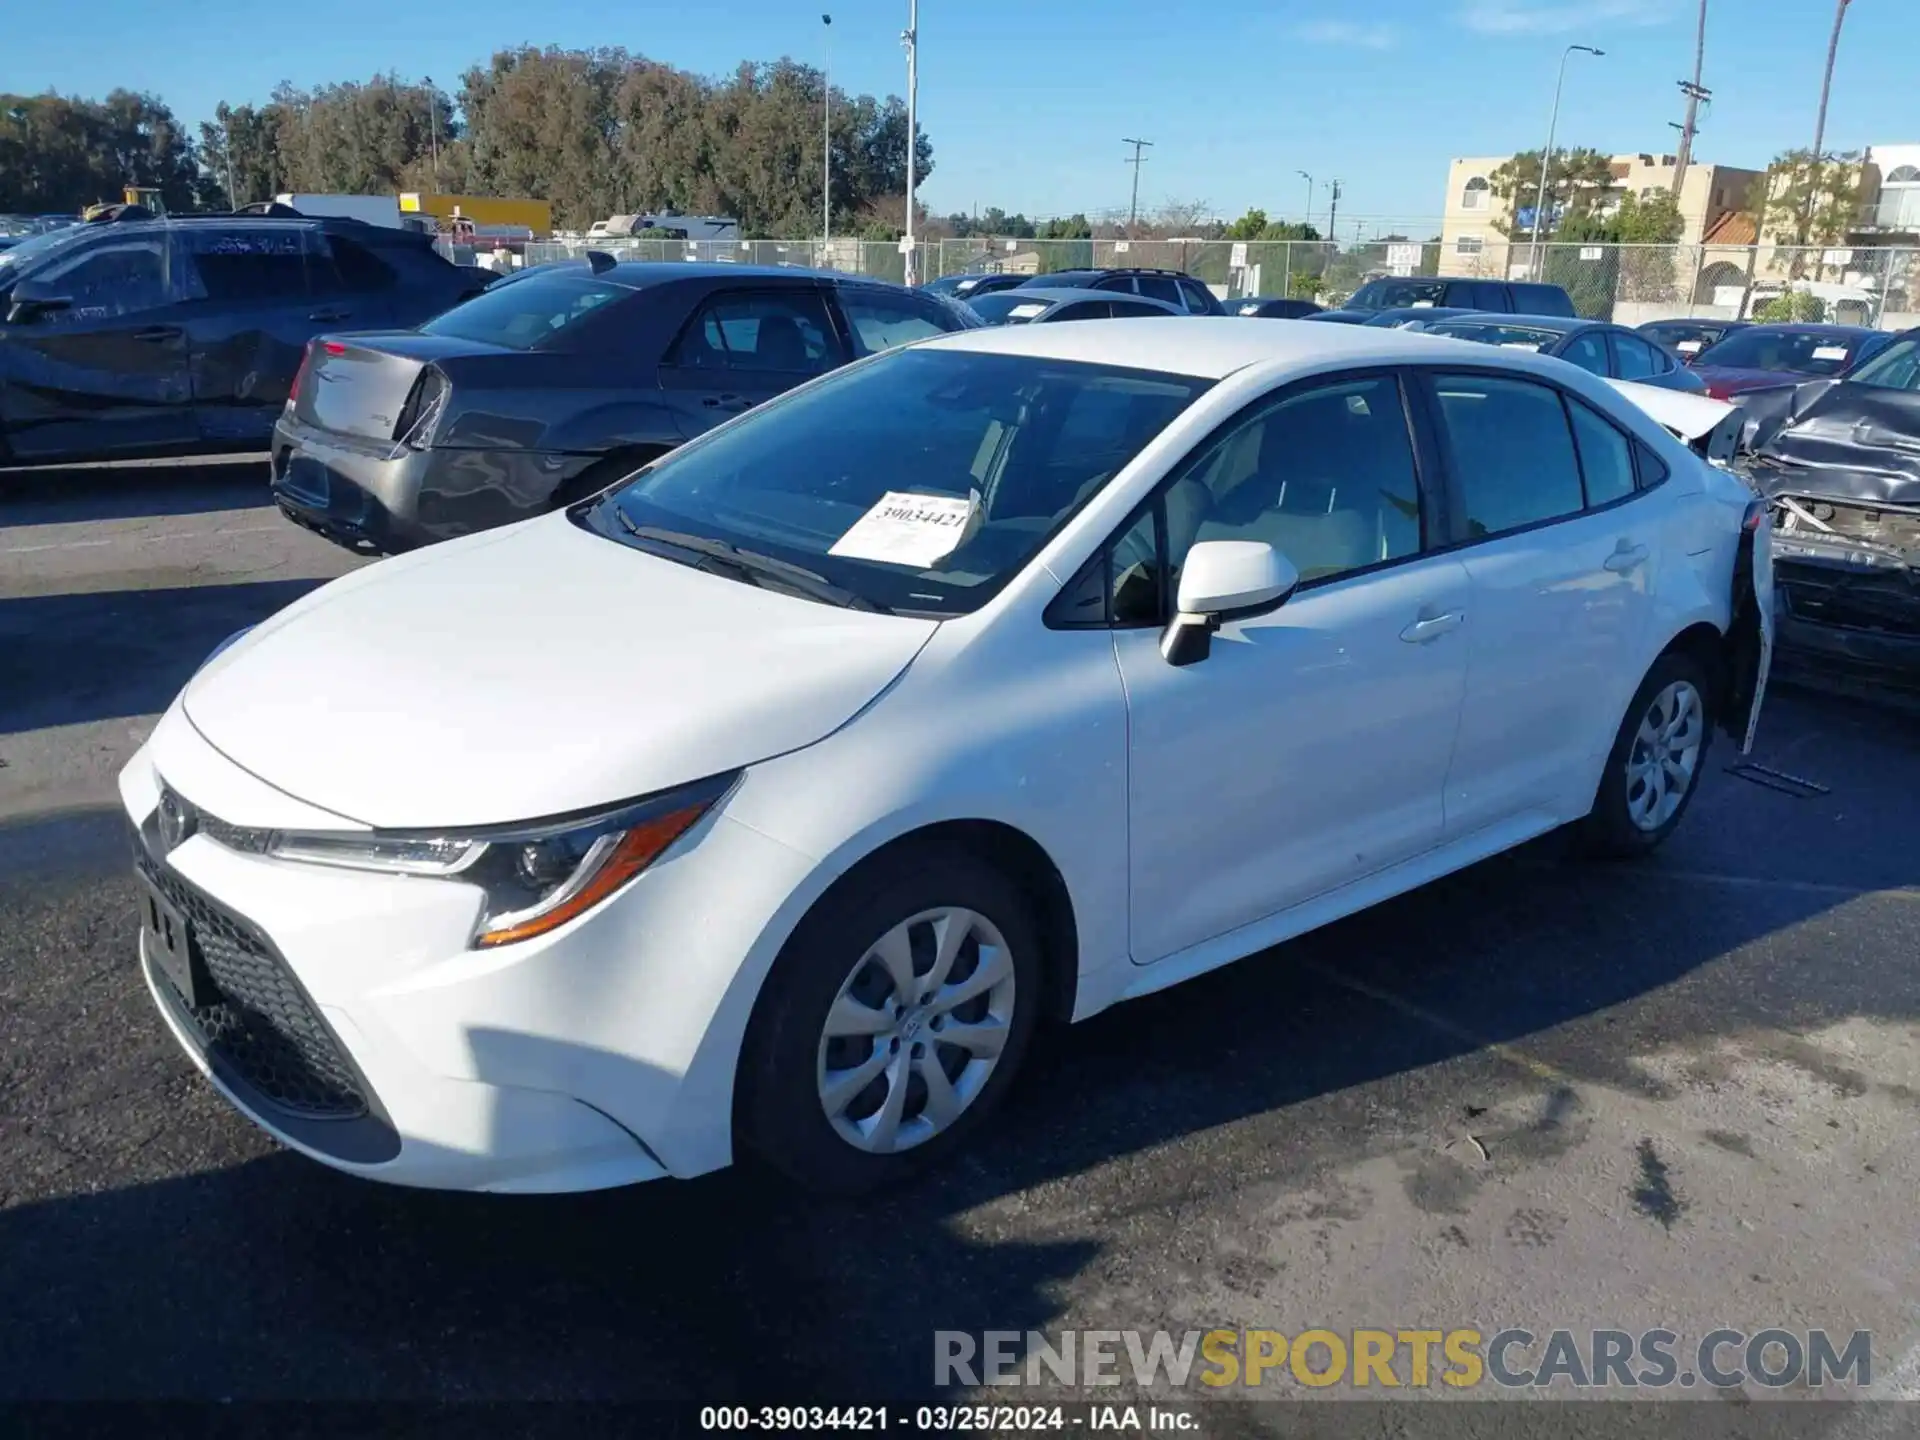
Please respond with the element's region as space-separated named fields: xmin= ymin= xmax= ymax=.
xmin=737 ymin=847 xmax=1044 ymax=1195
xmin=1581 ymin=649 xmax=1715 ymax=859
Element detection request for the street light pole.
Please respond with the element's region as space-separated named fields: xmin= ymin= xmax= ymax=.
xmin=1297 ymin=170 xmax=1313 ymax=228
xmin=423 ymin=77 xmax=440 ymax=186
xmin=1529 ymin=43 xmax=1603 ymax=277
xmin=223 ymin=111 xmax=238 ymax=208
xmin=902 ymin=0 xmax=918 ymax=285
xmin=822 ymin=15 xmax=833 ymax=255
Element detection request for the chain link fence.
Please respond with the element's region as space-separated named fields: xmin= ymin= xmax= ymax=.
xmin=509 ymin=236 xmax=1918 ymax=330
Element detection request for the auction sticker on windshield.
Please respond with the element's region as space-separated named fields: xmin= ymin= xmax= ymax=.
xmin=1812 ymin=346 xmax=1850 ymax=362
xmin=830 ymin=491 xmax=982 ymax=569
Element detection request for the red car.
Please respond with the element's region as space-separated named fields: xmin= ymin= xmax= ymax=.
xmin=1689 ymin=323 xmax=1896 ymax=400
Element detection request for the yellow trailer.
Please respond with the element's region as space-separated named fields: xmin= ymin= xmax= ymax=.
xmin=398 ymin=193 xmax=553 ymax=237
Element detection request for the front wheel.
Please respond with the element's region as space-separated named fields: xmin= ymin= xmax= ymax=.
xmin=737 ymin=849 xmax=1043 ymax=1194
xmin=1581 ymin=651 xmax=1714 ymax=858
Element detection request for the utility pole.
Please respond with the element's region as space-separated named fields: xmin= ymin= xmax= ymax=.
xmin=1123 ymin=138 xmax=1153 ymax=229
xmin=902 ymin=0 xmax=918 ymax=284
xmin=822 ymin=15 xmax=832 ymax=252
xmin=423 ymin=77 xmax=440 ymax=186
xmin=1327 ymin=180 xmax=1342 ymax=241
xmin=1296 ymin=171 xmax=1313 ymax=229
xmin=1670 ymin=0 xmax=1710 ymax=195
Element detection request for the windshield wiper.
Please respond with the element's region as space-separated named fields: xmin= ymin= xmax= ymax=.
xmin=613 ymin=515 xmax=891 ymax=614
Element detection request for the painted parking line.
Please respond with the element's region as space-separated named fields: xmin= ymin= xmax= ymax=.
xmin=1 ymin=523 xmax=283 ymax=556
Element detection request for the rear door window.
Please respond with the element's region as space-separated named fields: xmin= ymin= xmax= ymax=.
xmin=179 ymin=226 xmax=321 ymax=302
xmin=670 ymin=289 xmax=836 ymax=373
xmin=1093 ymin=275 xmax=1139 ymax=295
xmin=1136 ymin=275 xmax=1182 ymax=306
xmin=837 ymin=287 xmax=961 ymax=356
xmin=1558 ymin=330 xmax=1610 ymax=376
xmin=1430 ymin=372 xmax=1586 ymax=538
xmin=1054 ymin=300 xmax=1112 ymax=321
xmin=320 ymin=235 xmax=397 ymax=293
xmin=1609 ymin=332 xmax=1663 ymax=380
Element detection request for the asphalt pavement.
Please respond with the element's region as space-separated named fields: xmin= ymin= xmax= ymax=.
xmin=3 ymin=460 xmax=1919 ymax=1435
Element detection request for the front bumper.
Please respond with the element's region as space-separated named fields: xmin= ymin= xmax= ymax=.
xmin=119 ymin=706 xmax=819 ymax=1192
xmin=271 ymin=413 xmax=595 ymax=555
xmin=1772 ymin=540 xmax=1920 ymax=691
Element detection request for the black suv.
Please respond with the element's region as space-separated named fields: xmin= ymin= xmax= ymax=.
xmin=272 ymin=261 xmax=984 ymax=553
xmin=1015 ymin=268 xmax=1224 ymax=315
xmin=0 ymin=212 xmax=486 ymax=464
xmin=1313 ymin=276 xmax=1578 ymax=324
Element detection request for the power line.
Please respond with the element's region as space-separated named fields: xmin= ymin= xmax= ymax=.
xmin=1122 ymin=137 xmax=1153 ymax=227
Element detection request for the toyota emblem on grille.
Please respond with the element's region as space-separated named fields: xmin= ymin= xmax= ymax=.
xmin=157 ymin=788 xmax=197 ymax=852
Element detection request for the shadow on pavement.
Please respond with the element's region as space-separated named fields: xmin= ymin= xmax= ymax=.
xmin=0 ymin=579 xmax=326 ymax=735
xmin=0 ymin=698 xmax=1914 ymax=1402
xmin=0 ymin=457 xmax=272 ymax=528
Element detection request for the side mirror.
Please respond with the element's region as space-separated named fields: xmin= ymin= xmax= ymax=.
xmin=1161 ymin=540 xmax=1299 ymax=668
xmin=7 ymin=279 xmax=72 ymax=324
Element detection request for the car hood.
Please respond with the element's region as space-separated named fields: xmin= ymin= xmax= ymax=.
xmin=1746 ymin=378 xmax=1920 ymax=508
xmin=182 ymin=515 xmax=939 ymax=829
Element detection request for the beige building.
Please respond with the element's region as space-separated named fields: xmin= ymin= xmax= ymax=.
xmin=1438 ymin=152 xmax=1762 ymax=279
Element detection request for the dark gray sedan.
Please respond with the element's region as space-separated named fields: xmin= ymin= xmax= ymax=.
xmin=270 ymin=262 xmax=981 ymax=554
xmin=1415 ymin=314 xmax=1708 ymax=393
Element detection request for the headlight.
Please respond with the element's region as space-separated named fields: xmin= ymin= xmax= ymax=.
xmin=262 ymin=772 xmax=738 ymax=947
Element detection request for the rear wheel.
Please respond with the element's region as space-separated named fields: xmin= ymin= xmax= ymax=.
xmin=1581 ymin=651 xmax=1714 ymax=857
xmin=737 ymin=848 xmax=1042 ymax=1194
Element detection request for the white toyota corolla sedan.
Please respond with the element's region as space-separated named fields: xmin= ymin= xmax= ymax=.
xmin=121 ymin=319 xmax=1773 ymax=1195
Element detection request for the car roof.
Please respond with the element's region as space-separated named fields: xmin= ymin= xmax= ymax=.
xmin=1737 ymin=322 xmax=1877 ymax=337
xmin=920 ymin=313 xmax=1503 ymax=379
xmin=995 ymin=287 xmax=1174 ymax=307
xmin=589 ymin=261 xmax=889 ymax=290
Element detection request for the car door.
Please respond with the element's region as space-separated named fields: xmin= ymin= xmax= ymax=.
xmin=656 ymin=286 xmax=841 ymax=438
xmin=1417 ymin=368 xmax=1660 ymax=837
xmin=0 ymin=227 xmax=196 ymax=460
xmin=175 ymin=223 xmax=338 ymax=446
xmin=1101 ymin=370 xmax=1473 ymax=964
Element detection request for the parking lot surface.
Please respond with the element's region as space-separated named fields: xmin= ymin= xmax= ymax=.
xmin=4 ymin=462 xmax=1919 ymax=1431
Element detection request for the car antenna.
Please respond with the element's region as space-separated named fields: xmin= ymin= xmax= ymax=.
xmin=586 ymin=250 xmax=617 ymax=275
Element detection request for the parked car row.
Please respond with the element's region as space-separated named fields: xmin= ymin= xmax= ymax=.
xmin=122 ymin=316 xmax=1774 ymax=1199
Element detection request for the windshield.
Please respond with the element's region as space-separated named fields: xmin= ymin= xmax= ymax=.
xmin=418 ymin=269 xmax=626 ymax=349
xmin=1846 ymin=336 xmax=1920 ymax=391
xmin=594 ymin=347 xmax=1210 ymax=615
xmin=1428 ymin=322 xmax=1559 ymax=351
xmin=1347 ymin=279 xmax=1447 ymax=312
xmin=1694 ymin=328 xmax=1869 ymax=376
xmin=966 ymin=293 xmax=1053 ymax=325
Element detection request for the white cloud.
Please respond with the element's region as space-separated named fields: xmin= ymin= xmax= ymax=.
xmin=1294 ymin=19 xmax=1401 ymax=49
xmin=1459 ymin=0 xmax=1679 ymax=35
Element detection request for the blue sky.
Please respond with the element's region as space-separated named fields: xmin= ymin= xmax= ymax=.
xmin=6 ymin=0 xmax=1916 ymax=234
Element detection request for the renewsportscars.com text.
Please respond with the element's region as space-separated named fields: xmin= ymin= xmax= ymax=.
xmin=935 ymin=1327 xmax=1876 ymax=1391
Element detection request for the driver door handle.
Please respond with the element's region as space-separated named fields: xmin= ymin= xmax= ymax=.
xmin=702 ymin=393 xmax=750 ymax=411
xmin=1400 ymin=611 xmax=1463 ymax=643
xmin=130 ymin=325 xmax=182 ymax=343
xmin=1604 ymin=541 xmax=1650 ymax=574
xmin=307 ymin=308 xmax=351 ymax=323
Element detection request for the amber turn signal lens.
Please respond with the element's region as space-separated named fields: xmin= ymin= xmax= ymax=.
xmin=474 ymin=803 xmax=710 ymax=948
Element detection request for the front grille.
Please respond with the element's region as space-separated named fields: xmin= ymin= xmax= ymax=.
xmin=1779 ymin=568 xmax=1920 ymax=639
xmin=137 ymin=846 xmax=368 ymax=1119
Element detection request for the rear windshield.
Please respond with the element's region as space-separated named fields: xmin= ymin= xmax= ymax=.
xmin=1693 ymin=328 xmax=1870 ymax=376
xmin=1347 ymin=279 xmax=1447 ymax=311
xmin=418 ymin=269 xmax=625 ymax=349
xmin=595 ymin=347 xmax=1210 ymax=615
xmin=966 ymin=293 xmax=1053 ymax=324
xmin=1428 ymin=322 xmax=1560 ymax=350
xmin=1641 ymin=322 xmax=1722 ymax=351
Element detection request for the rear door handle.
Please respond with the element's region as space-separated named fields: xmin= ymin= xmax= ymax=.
xmin=1604 ymin=542 xmax=1650 ymax=574
xmin=702 ymin=393 xmax=750 ymax=411
xmin=307 ymin=309 xmax=351 ymax=323
xmin=130 ymin=325 xmax=182 ymax=343
xmin=1400 ymin=612 xmax=1463 ymax=643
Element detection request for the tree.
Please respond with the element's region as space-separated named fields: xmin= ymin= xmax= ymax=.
xmin=1755 ymin=290 xmax=1827 ymax=322
xmin=1037 ymin=214 xmax=1091 ymax=240
xmin=1762 ymin=147 xmax=1863 ymax=275
xmin=1487 ymin=146 xmax=1615 ymax=241
xmin=0 ymin=90 xmax=206 ymax=213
